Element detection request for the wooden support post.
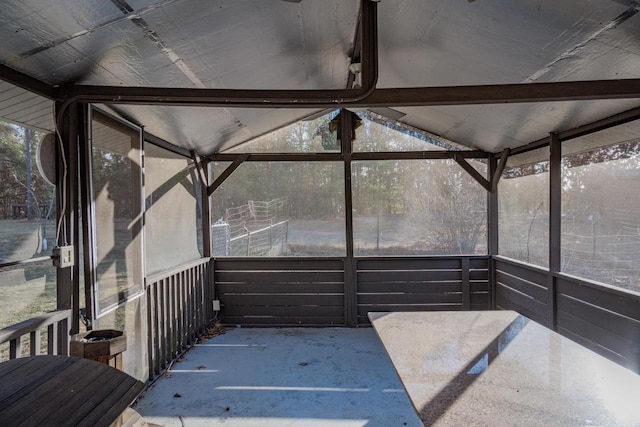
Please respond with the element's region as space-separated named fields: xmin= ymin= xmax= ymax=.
xmin=193 ymin=152 xmax=213 ymax=321
xmin=30 ymin=330 xmax=40 ymax=356
xmin=47 ymin=323 xmax=57 ymax=355
xmin=201 ymin=164 xmax=211 ymax=254
xmin=54 ymin=101 xmax=80 ymax=346
xmin=9 ymin=338 xmax=21 ymax=359
xmin=487 ymin=155 xmax=498 ymax=309
xmin=342 ymin=109 xmax=357 ymax=327
xmin=548 ymin=133 xmax=562 ymax=330
xmin=79 ymin=106 xmax=96 ymax=329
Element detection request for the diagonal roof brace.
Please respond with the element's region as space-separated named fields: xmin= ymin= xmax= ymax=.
xmin=451 ymin=153 xmax=492 ymax=193
xmin=452 ymin=148 xmax=509 ymax=193
xmin=491 ymin=148 xmax=510 ymax=192
xmin=207 ymin=153 xmax=250 ymax=197
xmin=191 ymin=150 xmax=209 ymax=188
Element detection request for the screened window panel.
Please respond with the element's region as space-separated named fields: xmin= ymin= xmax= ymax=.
xmin=562 ymin=141 xmax=640 ymax=293
xmin=499 ymin=151 xmax=550 ymax=267
xmin=211 ymin=162 xmax=345 ymax=257
xmin=353 ymin=159 xmax=487 ymax=255
xmin=144 ymin=143 xmax=202 ymax=275
xmin=0 ymin=119 xmax=57 ymax=333
xmin=0 ymin=122 xmax=56 ymax=264
xmin=91 ymin=113 xmax=143 ymax=314
xmin=0 ymin=260 xmax=56 ymax=330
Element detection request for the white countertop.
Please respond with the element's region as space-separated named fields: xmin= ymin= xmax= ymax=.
xmin=369 ymin=310 xmax=640 ymax=426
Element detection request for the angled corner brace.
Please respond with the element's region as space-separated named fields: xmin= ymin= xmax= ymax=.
xmin=451 ymin=153 xmax=491 ymax=192
xmin=191 ymin=150 xmax=209 ymax=187
xmin=490 ymin=148 xmax=510 ymax=192
xmin=206 ymin=153 xmax=250 ymax=197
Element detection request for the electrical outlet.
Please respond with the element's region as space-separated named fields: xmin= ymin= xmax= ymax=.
xmin=212 ymin=300 xmax=221 ymax=311
xmin=53 ymin=245 xmax=74 ymax=268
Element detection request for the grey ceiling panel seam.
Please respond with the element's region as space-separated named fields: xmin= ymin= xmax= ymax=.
xmin=610 ymin=0 xmax=640 ymax=8
xmin=109 ymin=0 xmax=204 ymax=88
xmin=10 ymin=0 xmax=182 ymax=63
xmin=524 ymin=6 xmax=639 ymax=83
xmin=107 ymin=0 xmax=251 ymax=149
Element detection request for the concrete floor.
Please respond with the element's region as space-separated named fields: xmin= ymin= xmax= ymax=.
xmin=135 ymin=327 xmax=422 ymax=427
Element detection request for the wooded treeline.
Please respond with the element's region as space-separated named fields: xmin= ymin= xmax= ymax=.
xmin=0 ymin=122 xmax=53 ymax=220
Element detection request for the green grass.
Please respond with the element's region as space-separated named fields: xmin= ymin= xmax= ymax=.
xmin=0 ymin=218 xmax=57 ymax=330
xmin=0 ymin=262 xmax=56 ymax=330
xmin=0 ymin=218 xmax=55 ymax=262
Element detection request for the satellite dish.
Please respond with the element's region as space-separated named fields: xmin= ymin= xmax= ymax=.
xmin=37 ymin=133 xmax=57 ymax=186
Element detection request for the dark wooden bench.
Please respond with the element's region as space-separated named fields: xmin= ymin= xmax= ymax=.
xmin=0 ymin=355 xmax=145 ymax=427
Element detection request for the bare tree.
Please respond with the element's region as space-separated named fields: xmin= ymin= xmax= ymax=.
xmin=406 ymin=161 xmax=486 ymax=254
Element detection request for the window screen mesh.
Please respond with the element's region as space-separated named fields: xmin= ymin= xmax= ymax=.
xmin=144 ymin=143 xmax=202 ymax=275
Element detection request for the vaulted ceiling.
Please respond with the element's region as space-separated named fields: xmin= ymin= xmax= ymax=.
xmin=1 ymin=0 xmax=640 ymax=155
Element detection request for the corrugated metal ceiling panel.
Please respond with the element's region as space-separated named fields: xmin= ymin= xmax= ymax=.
xmin=0 ymin=0 xmax=358 ymax=153
xmin=108 ymin=104 xmax=320 ymax=154
xmin=0 ymin=0 xmax=358 ymax=89
xmin=395 ymin=98 xmax=640 ymax=151
xmin=376 ymin=0 xmax=631 ymax=88
xmin=133 ymin=0 xmax=357 ymax=90
xmin=375 ymin=0 xmax=640 ymax=152
xmin=0 ymin=0 xmax=640 ymax=153
xmin=0 ymin=0 xmax=124 ymax=69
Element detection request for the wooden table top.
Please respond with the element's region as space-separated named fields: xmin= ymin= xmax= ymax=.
xmin=369 ymin=310 xmax=640 ymax=426
xmin=0 ymin=355 xmax=145 ymax=427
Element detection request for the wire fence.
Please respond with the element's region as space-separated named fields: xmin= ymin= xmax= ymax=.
xmin=500 ymin=207 xmax=640 ymax=292
xmin=212 ymin=198 xmax=289 ymax=256
xmin=224 ymin=197 xmax=287 ymax=235
xmin=228 ymin=220 xmax=289 ymax=256
xmin=562 ymin=207 xmax=640 ymax=291
xmin=499 ymin=211 xmax=549 ymax=268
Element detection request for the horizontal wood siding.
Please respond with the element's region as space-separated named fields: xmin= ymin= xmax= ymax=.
xmin=356 ymin=256 xmax=490 ymax=325
xmin=215 ymin=259 xmax=345 ymax=326
xmin=470 ymin=265 xmax=490 ymax=310
xmin=493 ymin=256 xmax=640 ymax=373
xmin=555 ymin=276 xmax=640 ymax=372
xmin=494 ymin=258 xmax=548 ymax=325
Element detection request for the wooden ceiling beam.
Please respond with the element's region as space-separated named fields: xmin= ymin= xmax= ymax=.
xmin=59 ymin=78 xmax=640 ymax=109
xmin=360 ymin=79 xmax=640 ymax=107
xmin=0 ymin=64 xmax=55 ymax=100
